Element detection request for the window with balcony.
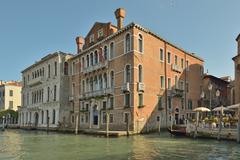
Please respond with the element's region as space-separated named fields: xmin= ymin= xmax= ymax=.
xmin=54 ymin=85 xmax=57 ymax=101
xmin=90 ymin=52 xmax=94 ymax=66
xmin=160 ymin=48 xmax=164 ymax=62
xmin=125 ymin=65 xmax=131 ymax=83
xmin=94 ymin=50 xmax=98 ymax=64
xmin=110 ymin=71 xmax=114 ymax=88
xmin=124 ymin=93 xmax=130 ymax=107
xmin=175 ymin=55 xmax=178 ymax=65
xmin=138 ymin=93 xmax=143 ymax=107
xmin=160 ymin=76 xmax=165 ymax=89
xmin=138 ymin=34 xmax=143 ymax=53
xmin=87 ymin=55 xmax=90 ymax=67
xmin=138 ymin=65 xmax=143 ymax=82
xmin=110 ymin=42 xmax=114 ymax=59
xmin=125 ymin=33 xmax=131 ymax=53
xmin=104 ymin=46 xmax=108 ymax=60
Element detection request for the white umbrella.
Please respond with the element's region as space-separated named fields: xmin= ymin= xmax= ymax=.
xmin=212 ymin=106 xmax=230 ymax=111
xmin=226 ymin=103 xmax=240 ymax=109
xmin=193 ymin=107 xmax=211 ymax=112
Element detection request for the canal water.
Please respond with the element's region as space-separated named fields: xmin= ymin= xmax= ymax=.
xmin=0 ymin=130 xmax=240 ymax=160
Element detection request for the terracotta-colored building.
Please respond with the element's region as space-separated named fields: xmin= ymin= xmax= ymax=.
xmin=68 ymin=8 xmax=204 ymax=133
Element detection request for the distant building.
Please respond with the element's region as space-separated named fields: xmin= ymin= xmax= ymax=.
xmin=202 ymin=75 xmax=234 ymax=109
xmin=68 ymin=8 xmax=204 ymax=133
xmin=232 ymin=34 xmax=240 ymax=104
xmin=18 ymin=52 xmax=73 ymax=129
xmin=0 ymin=80 xmax=22 ymax=111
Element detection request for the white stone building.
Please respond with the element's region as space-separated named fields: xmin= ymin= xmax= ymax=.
xmin=18 ymin=52 xmax=73 ymax=129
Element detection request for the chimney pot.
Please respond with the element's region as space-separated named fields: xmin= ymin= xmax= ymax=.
xmin=115 ymin=8 xmax=126 ymax=30
xmin=76 ymin=36 xmax=85 ymax=54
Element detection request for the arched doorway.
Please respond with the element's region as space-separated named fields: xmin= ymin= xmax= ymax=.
xmin=34 ymin=112 xmax=39 ymax=127
xmin=175 ymin=108 xmax=179 ymax=124
xmin=92 ymin=105 xmax=99 ymax=128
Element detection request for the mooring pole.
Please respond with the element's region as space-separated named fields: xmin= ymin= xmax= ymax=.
xmin=2 ymin=116 xmax=5 ymax=131
xmin=158 ymin=114 xmax=161 ymax=134
xmin=237 ymin=105 xmax=240 ymax=143
xmin=106 ymin=112 xmax=109 ymax=137
xmin=217 ymin=108 xmax=223 ymax=140
xmin=75 ymin=114 xmax=79 ymax=135
xmin=47 ymin=116 xmax=49 ymax=133
xmin=126 ymin=114 xmax=129 ymax=136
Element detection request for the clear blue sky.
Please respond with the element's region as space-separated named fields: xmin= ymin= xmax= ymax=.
xmin=0 ymin=0 xmax=239 ymax=81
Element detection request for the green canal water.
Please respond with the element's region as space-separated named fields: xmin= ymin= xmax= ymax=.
xmin=0 ymin=130 xmax=240 ymax=160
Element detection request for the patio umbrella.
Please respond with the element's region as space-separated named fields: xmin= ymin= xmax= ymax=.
xmin=212 ymin=106 xmax=230 ymax=111
xmin=226 ymin=103 xmax=240 ymax=109
xmin=193 ymin=107 xmax=211 ymax=112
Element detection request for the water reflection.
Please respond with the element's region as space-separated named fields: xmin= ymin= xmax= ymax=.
xmin=0 ymin=130 xmax=240 ymax=160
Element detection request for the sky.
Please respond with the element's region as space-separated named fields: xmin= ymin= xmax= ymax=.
xmin=0 ymin=0 xmax=239 ymax=81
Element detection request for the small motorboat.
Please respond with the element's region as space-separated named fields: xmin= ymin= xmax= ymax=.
xmin=168 ymin=127 xmax=186 ymax=136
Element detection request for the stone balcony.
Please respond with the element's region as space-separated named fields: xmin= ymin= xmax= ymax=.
xmin=82 ymin=61 xmax=108 ymax=74
xmin=79 ymin=87 xmax=114 ymax=99
xmin=28 ymin=76 xmax=45 ymax=87
xmin=171 ymin=64 xmax=182 ymax=73
xmin=121 ymin=82 xmax=130 ymax=93
xmin=168 ymin=88 xmax=184 ymax=97
xmin=137 ymin=82 xmax=145 ymax=92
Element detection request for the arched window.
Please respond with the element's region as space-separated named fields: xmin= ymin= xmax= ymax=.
xmin=41 ymin=110 xmax=44 ymax=124
xmin=48 ymin=64 xmax=51 ymax=78
xmin=175 ymin=75 xmax=178 ymax=89
xmin=110 ymin=71 xmax=114 ymax=88
xmin=103 ymin=73 xmax=107 ymax=88
xmin=82 ymin=80 xmax=85 ymax=93
xmin=86 ymin=54 xmax=90 ymax=67
xmin=125 ymin=65 xmax=131 ymax=83
xmin=81 ymin=57 xmax=85 ymax=69
xmin=125 ymin=33 xmax=131 ymax=53
xmin=54 ymin=61 xmax=57 ymax=76
xmin=53 ymin=85 xmax=57 ymax=101
xmin=138 ymin=34 xmax=143 ymax=53
xmin=90 ymin=52 xmax=94 ymax=66
xmin=90 ymin=77 xmax=93 ymax=91
xmin=110 ymin=42 xmax=114 ymax=59
xmin=99 ymin=75 xmax=103 ymax=89
xmin=94 ymin=50 xmax=98 ymax=64
xmin=52 ymin=109 xmax=56 ymax=124
xmin=86 ymin=78 xmax=89 ymax=92
xmin=47 ymin=87 xmax=50 ymax=102
xmin=138 ymin=65 xmax=143 ymax=82
xmin=64 ymin=62 xmax=68 ymax=75
xmin=46 ymin=110 xmax=49 ymax=124
xmin=104 ymin=46 xmax=108 ymax=60
xmin=94 ymin=76 xmax=98 ymax=90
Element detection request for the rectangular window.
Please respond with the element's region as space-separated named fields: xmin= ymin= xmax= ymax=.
xmin=54 ymin=61 xmax=57 ymax=76
xmin=9 ymin=90 xmax=13 ymax=96
xmin=102 ymin=112 xmax=106 ymax=124
xmin=103 ymin=101 xmax=107 ymax=110
xmin=167 ymin=52 xmax=171 ymax=64
xmin=98 ymin=29 xmax=103 ymax=38
xmin=138 ymin=93 xmax=143 ymax=107
xmin=124 ymin=93 xmax=130 ymax=107
xmin=181 ymin=58 xmax=184 ymax=68
xmin=174 ymin=55 xmax=178 ymax=65
xmin=85 ymin=113 xmax=89 ymax=123
xmin=109 ymin=114 xmax=113 ymax=123
xmin=90 ymin=34 xmax=94 ymax=43
xmin=160 ymin=76 xmax=165 ymax=89
xmin=167 ymin=78 xmax=171 ymax=90
xmin=158 ymin=96 xmax=163 ymax=110
xmin=188 ymin=100 xmax=192 ymax=110
xmin=186 ymin=60 xmax=189 ymax=71
xmin=110 ymin=97 xmax=114 ymax=109
xmin=9 ymin=101 xmax=13 ymax=109
xmin=160 ymin=48 xmax=164 ymax=62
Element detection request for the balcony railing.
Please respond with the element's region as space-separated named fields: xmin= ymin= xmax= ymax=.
xmin=171 ymin=64 xmax=182 ymax=73
xmin=80 ymin=87 xmax=114 ymax=99
xmin=28 ymin=76 xmax=45 ymax=87
xmin=82 ymin=61 xmax=108 ymax=74
xmin=137 ymin=82 xmax=145 ymax=92
xmin=121 ymin=83 xmax=130 ymax=92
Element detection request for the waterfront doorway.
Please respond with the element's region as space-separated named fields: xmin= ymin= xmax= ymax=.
xmin=34 ymin=112 xmax=39 ymax=127
xmin=175 ymin=108 xmax=179 ymax=124
xmin=92 ymin=105 xmax=99 ymax=128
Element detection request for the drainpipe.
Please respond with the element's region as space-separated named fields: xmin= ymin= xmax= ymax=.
xmin=164 ymin=42 xmax=168 ymax=127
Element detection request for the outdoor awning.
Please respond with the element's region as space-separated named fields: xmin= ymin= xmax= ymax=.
xmin=226 ymin=103 xmax=240 ymax=109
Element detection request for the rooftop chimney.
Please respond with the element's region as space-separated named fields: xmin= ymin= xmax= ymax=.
xmin=236 ymin=34 xmax=240 ymax=55
xmin=76 ymin=36 xmax=85 ymax=54
xmin=115 ymin=8 xmax=126 ymax=30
